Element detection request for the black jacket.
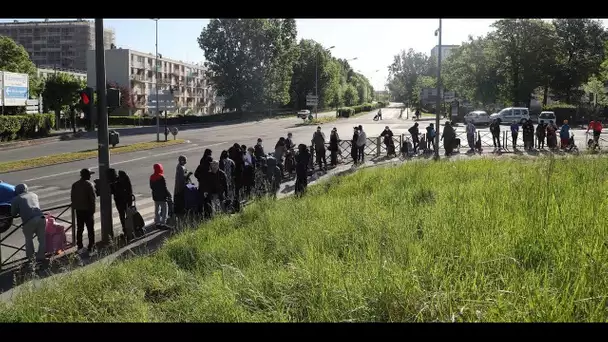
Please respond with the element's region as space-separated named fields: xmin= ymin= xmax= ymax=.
xmin=329 ymin=133 xmax=339 ymax=151
xmin=381 ymin=129 xmax=393 ymax=145
xmin=490 ymin=122 xmax=500 ymax=135
xmin=254 ymin=144 xmax=265 ymax=159
xmin=194 ymin=156 xmax=212 ymax=185
xmin=202 ymin=170 xmax=228 ymax=196
xmin=150 ymin=176 xmax=171 ymax=202
xmin=295 ymin=150 xmax=311 ymax=176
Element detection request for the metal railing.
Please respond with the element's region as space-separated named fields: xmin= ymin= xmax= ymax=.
xmin=0 ymin=204 xmax=75 ymax=270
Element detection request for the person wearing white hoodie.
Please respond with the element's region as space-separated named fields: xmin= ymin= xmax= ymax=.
xmin=356 ymin=125 xmax=367 ymax=163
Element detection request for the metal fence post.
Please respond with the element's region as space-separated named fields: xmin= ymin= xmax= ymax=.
xmin=71 ymin=207 xmax=76 ymax=246
xmin=376 ymin=137 xmax=381 ymax=157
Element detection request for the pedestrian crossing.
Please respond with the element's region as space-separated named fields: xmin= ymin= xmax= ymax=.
xmin=1 ymin=185 xmax=159 ymax=265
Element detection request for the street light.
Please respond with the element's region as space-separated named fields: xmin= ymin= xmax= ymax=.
xmin=151 ymin=18 xmax=160 ymax=142
xmin=434 ymin=19 xmax=442 ymax=160
xmin=315 ymin=45 xmax=335 ymax=119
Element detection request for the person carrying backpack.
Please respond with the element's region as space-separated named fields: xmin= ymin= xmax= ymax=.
xmin=426 ymin=123 xmax=436 ymax=151
xmin=150 ymin=163 xmax=172 ymax=227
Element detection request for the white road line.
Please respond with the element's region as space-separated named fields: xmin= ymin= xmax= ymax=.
xmin=22 ymin=142 xmax=225 ymax=182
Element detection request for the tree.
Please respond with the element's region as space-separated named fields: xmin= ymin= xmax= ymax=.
xmin=343 ymin=84 xmax=359 ymax=106
xmin=411 ymin=75 xmax=437 ymax=108
xmin=551 ymin=19 xmax=607 ymax=104
xmin=42 ymin=73 xmax=85 ymax=130
xmin=387 ymin=49 xmax=431 ymax=105
xmin=198 ymin=19 xmax=298 ymax=112
xmin=489 ymin=19 xmax=558 ymax=107
xmin=583 ymin=75 xmax=608 ymax=107
xmin=0 ymin=36 xmax=44 ymax=100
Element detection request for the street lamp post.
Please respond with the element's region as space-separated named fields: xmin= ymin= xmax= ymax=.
xmin=152 ymin=19 xmax=160 ymax=142
xmin=434 ymin=19 xmax=442 ymax=160
xmin=315 ymin=45 xmax=335 ymax=119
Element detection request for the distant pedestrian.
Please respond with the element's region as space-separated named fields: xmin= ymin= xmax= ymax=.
xmin=560 ymin=120 xmax=571 ymax=149
xmin=71 ymin=168 xmax=96 ymax=252
xmin=523 ymin=119 xmax=535 ymax=151
xmin=547 ymin=120 xmax=558 ymax=149
xmin=510 ymin=121 xmax=520 ymax=150
xmin=312 ymin=126 xmax=327 ymax=171
xmin=426 ymin=123 xmax=436 ymax=151
xmin=351 ymin=126 xmax=359 ymax=163
xmin=357 ymin=125 xmax=367 ymax=163
xmin=11 ymin=184 xmax=46 ymax=262
xmin=490 ymin=119 xmax=501 ymax=151
xmin=329 ymin=127 xmax=340 ymax=166
xmin=295 ymin=144 xmax=311 ymax=196
xmin=203 ymin=160 xmax=228 ymax=218
xmin=409 ymin=123 xmax=420 ymax=152
xmin=536 ymin=123 xmax=546 ymax=149
xmin=415 ymin=109 xmax=421 ymax=120
xmin=441 ymin=121 xmax=456 ymax=156
xmin=587 ymin=119 xmax=603 ymax=149
xmin=466 ymin=120 xmax=476 ymax=153
xmin=174 ymin=156 xmax=188 ymax=217
xmin=150 ymin=163 xmax=171 ymax=227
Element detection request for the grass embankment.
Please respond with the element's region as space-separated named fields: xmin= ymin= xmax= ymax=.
xmin=0 ymin=140 xmax=186 ymax=173
xmin=2 ymin=156 xmax=608 ymax=322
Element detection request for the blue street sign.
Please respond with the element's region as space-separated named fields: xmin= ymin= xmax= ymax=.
xmin=4 ymin=86 xmax=28 ymax=99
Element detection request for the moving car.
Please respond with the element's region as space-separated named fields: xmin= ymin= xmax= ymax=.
xmin=489 ymin=107 xmax=531 ymax=124
xmin=297 ymin=109 xmax=311 ymax=119
xmin=464 ymin=111 xmax=491 ymax=125
xmin=538 ymin=111 xmax=556 ymax=125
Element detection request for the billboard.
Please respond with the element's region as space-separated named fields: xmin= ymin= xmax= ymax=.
xmin=2 ymin=71 xmax=29 ymax=106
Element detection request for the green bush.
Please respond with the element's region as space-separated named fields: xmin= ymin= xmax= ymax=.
xmin=0 ymin=114 xmax=55 ymax=142
xmin=542 ymin=104 xmax=576 ymax=111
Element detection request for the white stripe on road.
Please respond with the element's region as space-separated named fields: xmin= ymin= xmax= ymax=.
xmin=23 ymin=142 xmax=227 ymax=182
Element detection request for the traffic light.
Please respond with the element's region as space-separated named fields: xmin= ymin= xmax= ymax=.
xmin=107 ymin=87 xmax=121 ymax=109
xmin=79 ymin=87 xmax=94 ymax=130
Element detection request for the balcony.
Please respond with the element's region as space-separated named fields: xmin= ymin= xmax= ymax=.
xmin=131 ymin=61 xmax=145 ymax=69
xmin=131 ymin=74 xmax=146 ymax=82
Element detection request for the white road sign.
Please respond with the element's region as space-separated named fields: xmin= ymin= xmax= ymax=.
xmin=2 ymin=71 xmax=29 ymax=106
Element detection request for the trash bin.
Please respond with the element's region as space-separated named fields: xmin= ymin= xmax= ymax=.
xmin=109 ymin=130 xmax=120 ymax=147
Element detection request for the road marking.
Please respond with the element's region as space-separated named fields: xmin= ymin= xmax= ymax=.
xmin=22 ymin=142 xmax=227 ymax=182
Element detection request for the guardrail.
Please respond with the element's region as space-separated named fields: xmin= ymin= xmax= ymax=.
xmin=0 ymin=204 xmax=75 ymax=271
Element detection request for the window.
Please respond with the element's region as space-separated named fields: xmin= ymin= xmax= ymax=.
xmin=513 ymin=109 xmax=521 ymax=117
xmin=500 ymin=109 xmax=512 ymax=116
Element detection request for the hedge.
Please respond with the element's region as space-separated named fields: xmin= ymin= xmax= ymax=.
xmin=542 ymin=104 xmax=576 ymax=111
xmin=337 ymin=102 xmax=387 ymax=118
xmin=0 ymin=114 xmax=55 ymax=142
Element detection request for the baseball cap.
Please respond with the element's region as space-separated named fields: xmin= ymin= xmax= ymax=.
xmin=80 ymin=168 xmax=95 ymax=177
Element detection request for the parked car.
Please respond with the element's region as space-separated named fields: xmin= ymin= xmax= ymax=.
xmin=297 ymin=109 xmax=311 ymax=119
xmin=464 ymin=110 xmax=491 ymax=125
xmin=538 ymin=111 xmax=556 ymax=125
xmin=489 ymin=107 xmax=530 ymax=124
xmin=0 ymin=181 xmax=16 ymax=234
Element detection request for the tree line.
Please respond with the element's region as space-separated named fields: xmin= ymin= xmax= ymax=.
xmin=387 ymin=19 xmax=608 ymax=111
xmin=198 ymin=19 xmax=375 ymax=113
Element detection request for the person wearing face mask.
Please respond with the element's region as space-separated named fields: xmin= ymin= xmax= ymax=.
xmin=311 ymin=126 xmax=327 ymax=171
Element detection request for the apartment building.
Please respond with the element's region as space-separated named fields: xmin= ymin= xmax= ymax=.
xmin=37 ymin=67 xmax=87 ymax=82
xmin=430 ymin=45 xmax=459 ymax=63
xmin=0 ymin=19 xmax=115 ymax=71
xmin=86 ymin=48 xmax=215 ymax=115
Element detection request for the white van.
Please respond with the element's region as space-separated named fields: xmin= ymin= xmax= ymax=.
xmin=489 ymin=107 xmax=531 ymax=124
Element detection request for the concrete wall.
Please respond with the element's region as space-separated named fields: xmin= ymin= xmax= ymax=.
xmin=86 ymin=49 xmax=130 ymax=90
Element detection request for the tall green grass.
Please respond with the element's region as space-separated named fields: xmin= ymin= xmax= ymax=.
xmin=2 ymin=156 xmax=608 ymax=322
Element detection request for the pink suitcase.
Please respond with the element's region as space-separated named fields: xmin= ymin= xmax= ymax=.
xmin=45 ymin=214 xmax=67 ymax=255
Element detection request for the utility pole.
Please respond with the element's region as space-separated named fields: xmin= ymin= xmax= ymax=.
xmin=434 ymin=19 xmax=442 ymax=160
xmin=94 ymin=19 xmax=113 ymax=244
xmin=315 ymin=52 xmax=318 ymax=120
xmin=154 ymin=19 xmax=160 ymax=142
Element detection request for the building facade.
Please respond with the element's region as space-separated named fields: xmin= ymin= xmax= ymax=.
xmin=86 ymin=48 xmax=215 ymax=115
xmin=36 ymin=67 xmax=87 ymax=82
xmin=0 ymin=19 xmax=114 ymax=72
xmin=430 ymin=45 xmax=459 ymax=63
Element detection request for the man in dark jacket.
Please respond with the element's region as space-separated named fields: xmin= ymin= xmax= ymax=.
xmin=522 ymin=119 xmax=535 ymax=151
xmin=295 ymin=144 xmax=311 ymax=196
xmin=71 ymin=168 xmax=96 ymax=252
xmin=106 ymin=168 xmax=133 ymax=238
xmin=174 ymin=156 xmax=188 ymax=217
xmin=351 ymin=126 xmax=359 ymax=164
xmin=490 ymin=119 xmax=501 ymax=151
xmin=381 ymin=126 xmax=394 ymax=157
xmin=329 ymin=127 xmax=340 ymax=166
xmin=228 ymin=143 xmax=244 ymax=212
xmin=311 ymin=126 xmax=327 ymax=171
xmin=409 ymin=123 xmax=420 ymax=152
xmin=150 ymin=163 xmax=171 ymax=226
xmin=254 ymin=138 xmax=265 ymax=160
xmin=203 ymin=160 xmax=228 ymax=218
xmin=441 ymin=121 xmax=456 ymax=156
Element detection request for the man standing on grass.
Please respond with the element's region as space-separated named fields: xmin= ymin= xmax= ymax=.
xmin=11 ymin=184 xmax=46 ymax=263
xmin=71 ymin=168 xmax=96 ymax=253
xmin=356 ymin=125 xmax=367 ymax=163
xmin=311 ymin=126 xmax=327 ymax=171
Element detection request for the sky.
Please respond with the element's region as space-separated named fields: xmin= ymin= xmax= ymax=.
xmin=3 ymin=19 xmax=608 ymax=90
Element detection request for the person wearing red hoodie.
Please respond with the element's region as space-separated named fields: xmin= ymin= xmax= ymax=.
xmin=149 ymin=163 xmax=172 ymax=226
